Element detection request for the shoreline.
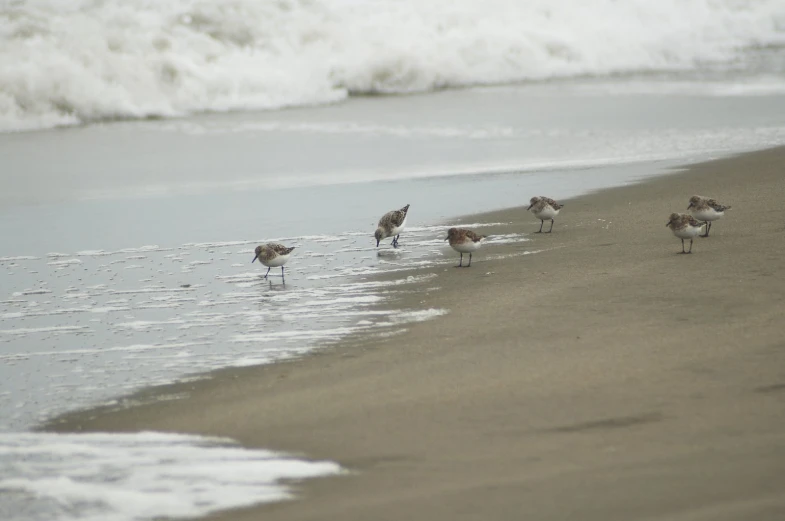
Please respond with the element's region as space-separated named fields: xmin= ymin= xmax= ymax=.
xmin=46 ymin=146 xmax=785 ymax=521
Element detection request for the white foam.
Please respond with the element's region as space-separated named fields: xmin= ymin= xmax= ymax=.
xmin=117 ymin=245 xmax=168 ymax=254
xmin=109 ymin=287 xmax=194 ymax=295
xmin=70 ymin=247 xmax=172 ymax=258
xmin=75 ymin=250 xmax=113 ymax=257
xmin=47 ymin=259 xmax=82 ymax=266
xmin=1 ymin=0 xmax=783 ymax=132
xmin=11 ymin=288 xmax=52 ymax=296
xmin=0 ymin=325 xmax=91 ymax=336
xmin=113 ymin=319 xmax=185 ymax=331
xmin=89 ymin=306 xmax=131 ymax=314
xmin=0 ymin=256 xmax=39 ymax=262
xmin=61 ymin=292 xmax=90 ymax=300
xmin=403 ymin=308 xmax=448 ymax=320
xmin=1 ymin=307 xmax=88 ymax=319
xmin=185 ymin=240 xmax=257 ymax=248
xmin=483 ymin=233 xmax=530 ymax=245
xmin=0 ymin=431 xmax=341 ymax=521
xmin=215 ymin=272 xmax=267 ymax=283
xmin=231 ymin=326 xmax=360 ymax=344
xmin=0 ymin=342 xmax=209 ymax=361
xmin=484 ymin=250 xmax=543 ymax=261
xmin=574 ymin=78 xmax=785 ymax=97
xmin=302 ymin=295 xmax=382 ymax=306
xmin=379 ymin=308 xmax=449 ymax=325
xmin=408 ymin=222 xmax=511 ymax=232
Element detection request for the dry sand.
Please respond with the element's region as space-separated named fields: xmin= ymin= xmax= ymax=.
xmin=49 ymin=147 xmax=785 ymax=521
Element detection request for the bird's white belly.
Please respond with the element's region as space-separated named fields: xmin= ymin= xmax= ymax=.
xmin=261 ymin=254 xmax=290 ymax=267
xmin=452 ymin=241 xmax=482 ymax=253
xmin=690 ymin=208 xmax=723 ymax=222
xmin=673 ymin=227 xmax=701 ymax=239
xmin=534 ymin=207 xmax=559 ymax=220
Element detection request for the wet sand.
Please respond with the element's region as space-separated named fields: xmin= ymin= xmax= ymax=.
xmin=49 ymin=146 xmax=785 ymax=521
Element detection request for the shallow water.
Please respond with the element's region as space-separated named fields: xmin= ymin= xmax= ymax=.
xmin=4 ymin=83 xmax=785 ymax=208
xmin=0 ymin=223 xmax=530 ymax=431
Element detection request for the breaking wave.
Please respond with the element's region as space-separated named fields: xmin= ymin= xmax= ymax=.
xmin=1 ymin=0 xmax=784 ymax=131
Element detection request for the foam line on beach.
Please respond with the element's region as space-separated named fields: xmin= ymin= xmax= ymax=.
xmin=0 ymin=432 xmax=341 ymax=521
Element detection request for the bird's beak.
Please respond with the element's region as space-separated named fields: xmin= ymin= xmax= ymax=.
xmin=376 ymin=239 xmax=380 ymax=247
xmin=687 ymin=202 xmax=694 ymax=209
xmin=665 ymin=221 xmax=670 ymax=227
xmin=251 ymin=254 xmax=258 ymax=263
xmin=444 ymin=236 xmax=449 ymax=241
xmin=526 ymin=204 xmax=532 ymax=210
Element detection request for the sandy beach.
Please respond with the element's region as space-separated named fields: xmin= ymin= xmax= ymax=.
xmin=48 ymin=146 xmax=785 ymax=521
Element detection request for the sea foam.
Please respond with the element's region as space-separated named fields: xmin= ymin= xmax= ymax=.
xmin=1 ymin=0 xmax=784 ymax=132
xmin=0 ymin=431 xmax=341 ymax=521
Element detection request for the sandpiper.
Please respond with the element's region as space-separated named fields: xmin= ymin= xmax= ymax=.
xmin=666 ymin=213 xmax=704 ymax=254
xmin=687 ymin=195 xmax=731 ymax=237
xmin=445 ymin=227 xmax=486 ymax=267
xmin=527 ymin=196 xmax=563 ymax=233
xmin=252 ymin=243 xmax=295 ymax=279
xmin=375 ymin=204 xmax=410 ymax=248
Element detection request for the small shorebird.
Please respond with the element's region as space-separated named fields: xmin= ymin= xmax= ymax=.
xmin=666 ymin=213 xmax=704 ymax=254
xmin=687 ymin=195 xmax=731 ymax=237
xmin=527 ymin=196 xmax=563 ymax=233
xmin=445 ymin=227 xmax=486 ymax=267
xmin=375 ymin=204 xmax=410 ymax=248
xmin=252 ymin=243 xmax=295 ymax=279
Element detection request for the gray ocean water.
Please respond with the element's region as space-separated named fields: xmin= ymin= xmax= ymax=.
xmin=2 ymin=71 xmax=785 ymax=520
xmin=4 ymin=0 xmax=785 ymax=516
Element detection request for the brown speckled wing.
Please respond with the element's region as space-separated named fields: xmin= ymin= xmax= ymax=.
xmin=378 ymin=211 xmax=394 ymax=229
xmin=379 ymin=204 xmax=409 ymax=229
xmin=706 ymin=199 xmax=730 ymax=212
xmin=388 ymin=210 xmax=406 ymax=227
xmin=391 ymin=204 xmax=410 ymax=226
xmin=464 ymin=230 xmax=486 ymax=242
xmin=270 ymin=244 xmax=295 ymax=256
xmin=686 ymin=216 xmax=703 ymax=227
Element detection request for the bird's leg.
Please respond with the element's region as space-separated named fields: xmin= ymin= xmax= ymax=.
xmin=281 ymin=266 xmax=285 ymax=281
xmin=547 ymin=219 xmax=555 ymax=233
xmin=688 ymin=238 xmax=693 ymax=253
xmin=680 ymin=239 xmax=686 ymax=254
xmin=458 ymin=253 xmax=463 ymax=268
xmin=705 ymin=222 xmax=711 ymax=237
xmin=391 ymin=235 xmax=398 ymax=248
xmin=263 ymin=267 xmax=271 ymax=279
xmin=467 ymin=253 xmax=472 ymax=267
xmin=536 ymin=220 xmax=544 ymax=233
